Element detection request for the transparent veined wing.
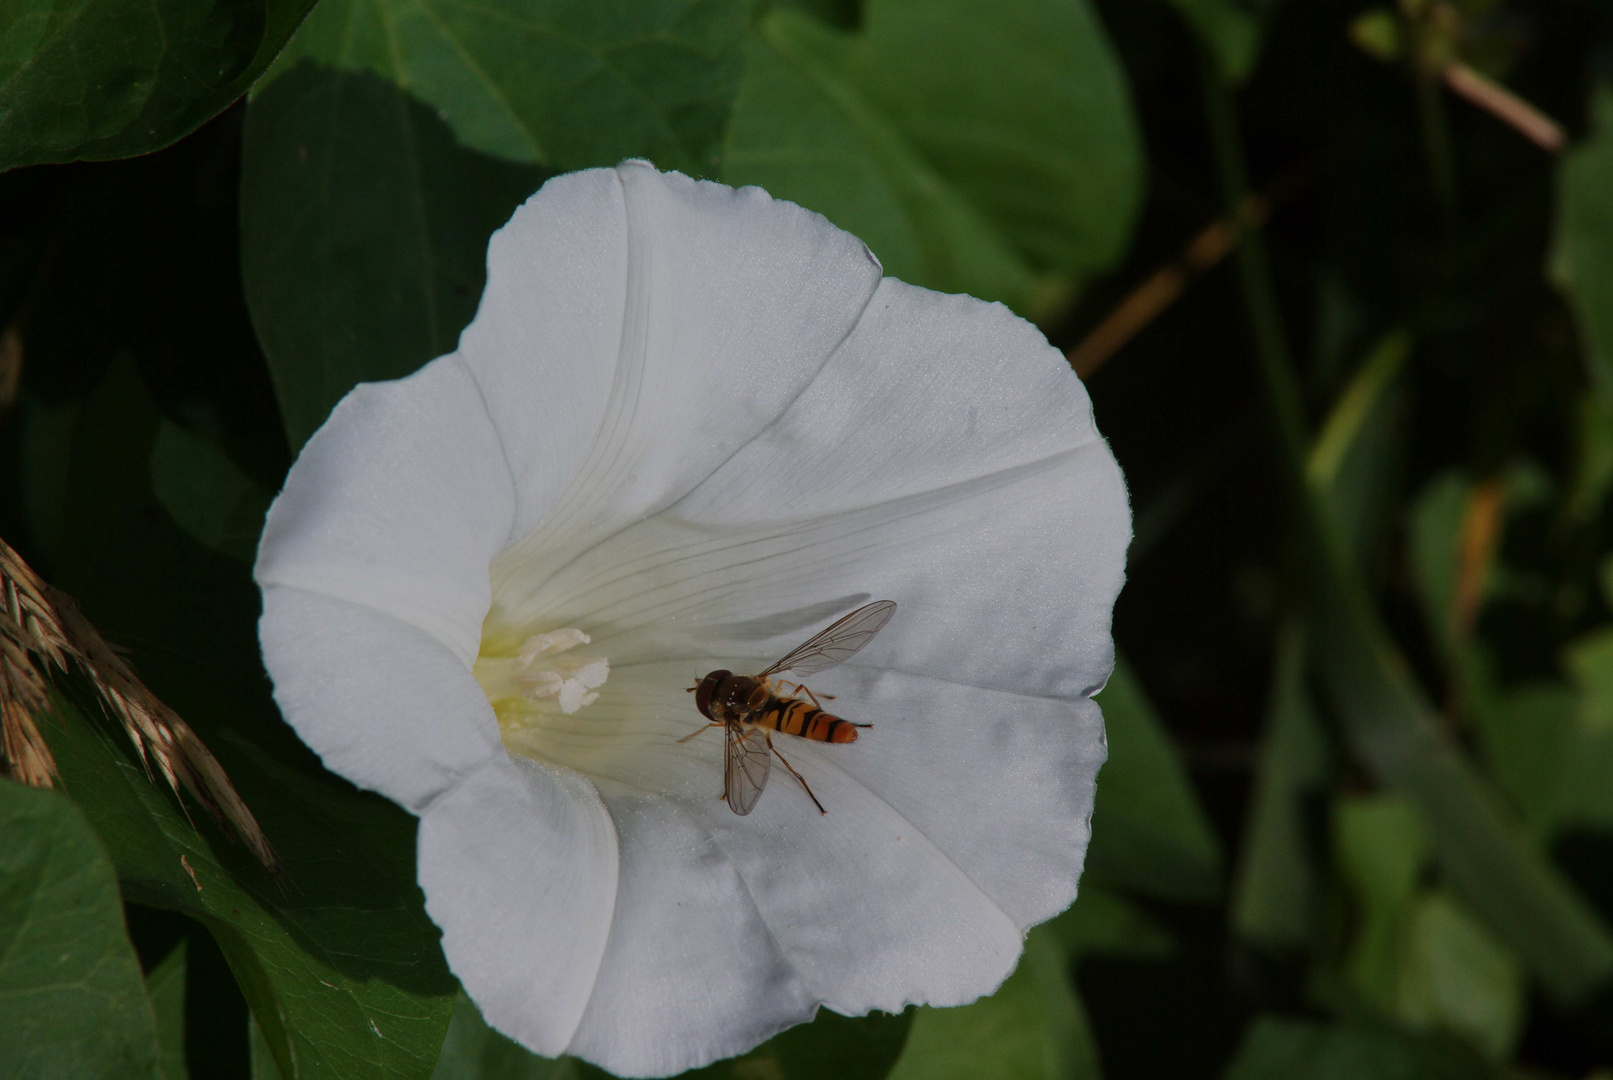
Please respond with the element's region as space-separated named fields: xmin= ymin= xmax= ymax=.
xmin=758 ymin=600 xmax=897 ymax=679
xmin=724 ymin=723 xmax=772 ymax=816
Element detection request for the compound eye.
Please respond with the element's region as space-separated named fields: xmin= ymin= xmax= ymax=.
xmin=695 ymin=671 xmax=728 ymax=719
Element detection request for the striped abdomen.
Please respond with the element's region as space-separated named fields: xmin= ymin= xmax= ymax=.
xmin=757 ymin=697 xmax=860 ymax=743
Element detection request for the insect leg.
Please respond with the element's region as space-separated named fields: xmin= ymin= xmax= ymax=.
xmin=765 ymin=733 xmax=826 ymax=815
xmin=777 ymin=681 xmax=836 ymax=708
xmin=677 ymin=722 xmax=723 ymax=744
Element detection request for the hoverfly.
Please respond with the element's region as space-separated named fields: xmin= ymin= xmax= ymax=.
xmin=682 ymin=600 xmax=897 ymax=816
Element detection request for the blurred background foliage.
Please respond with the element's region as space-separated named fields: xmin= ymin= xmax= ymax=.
xmin=4 ymin=0 xmax=1613 ymax=1077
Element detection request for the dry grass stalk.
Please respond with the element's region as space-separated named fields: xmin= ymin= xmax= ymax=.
xmin=1067 ymin=194 xmax=1270 ymax=379
xmin=0 ymin=325 xmax=21 ymax=410
xmin=1444 ymin=63 xmax=1566 ymax=154
xmin=1452 ymin=478 xmax=1506 ymax=642
xmin=1066 ymin=162 xmax=1314 ymax=379
xmin=0 ymin=535 xmax=278 ymax=871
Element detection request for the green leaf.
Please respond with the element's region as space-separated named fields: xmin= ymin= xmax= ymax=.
xmin=721 ymin=0 xmax=1142 ymax=309
xmin=1309 ymin=548 xmax=1613 ymax=1003
xmin=151 ymin=421 xmax=274 ymax=564
xmin=1403 ymin=468 xmax=1582 ymax=833
xmin=0 ymin=780 xmax=162 ymax=1080
xmin=1335 ymin=801 xmax=1525 ymax=1058
xmin=1084 ymin=656 xmax=1223 ymax=902
xmin=0 ymin=0 xmax=318 ymax=171
xmin=251 ymin=1016 xmax=280 ymax=1080
xmin=45 ymin=358 xmax=457 ymax=1080
xmin=1551 ymin=83 xmax=1613 ymax=396
xmin=721 ymin=21 xmax=1032 ymax=308
xmin=1301 ymin=453 xmax=1613 ymax=1002
xmin=1222 ymin=1016 xmax=1507 ymax=1080
xmin=419 ymin=987 xmax=910 ymax=1080
xmin=259 ymin=992 xmax=599 ymax=1080
xmin=240 ymin=63 xmax=550 ymax=449
xmin=1406 ymin=471 xmax=1471 ymax=660
xmin=47 ymin=694 xmax=457 ymax=1080
xmin=1560 ymin=726 xmax=1613 ymax=831
xmin=1335 ymin=794 xmax=1428 ymax=1010
xmin=1167 ymin=0 xmax=1281 ymax=83
xmin=261 ymin=0 xmax=745 ymax=174
xmin=1468 ymin=681 xmax=1578 ymax=837
xmin=680 ymin=1008 xmax=912 ymax=1080
xmin=1396 ymin=892 xmax=1524 ymax=1060
xmin=146 ymin=942 xmax=191 ymax=1080
xmin=427 ymin=993 xmax=583 ymax=1080
xmin=1306 ymin=329 xmax=1408 ymax=568
xmin=1403 ymin=464 xmax=1552 ymax=659
xmin=1046 ymin=886 xmax=1175 ymax=962
xmin=1567 ymin=393 xmax=1613 ymax=518
xmin=887 ymin=927 xmax=1099 ymax=1080
xmin=1231 ymin=621 xmax=1333 ymax=950
xmin=1347 ymin=9 xmax=1403 ymax=64
xmin=1196 ymin=0 xmax=1613 ymax=1013
xmin=1335 ymin=799 xmax=1527 ymax=1057
xmin=1566 ymin=629 xmax=1613 ymax=734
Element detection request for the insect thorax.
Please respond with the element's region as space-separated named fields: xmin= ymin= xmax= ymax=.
xmin=701 ymin=672 xmax=770 ymax=723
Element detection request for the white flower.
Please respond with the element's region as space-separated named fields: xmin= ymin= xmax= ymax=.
xmin=254 ymin=162 xmax=1129 ymax=1079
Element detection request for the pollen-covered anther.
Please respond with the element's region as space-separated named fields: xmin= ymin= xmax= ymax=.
xmin=511 ymin=629 xmax=609 ymax=714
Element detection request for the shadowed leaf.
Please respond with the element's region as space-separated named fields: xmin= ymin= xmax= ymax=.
xmin=0 ymin=0 xmax=317 ymax=170
xmin=1231 ymin=621 xmax=1332 ymax=950
xmin=1223 ymin=1016 xmax=1510 ymax=1080
xmin=721 ymin=0 xmax=1141 ymax=311
xmin=260 ymin=0 xmax=744 ymax=175
xmin=241 ymin=64 xmax=550 ymax=449
xmin=38 ymin=359 xmax=457 ymax=1080
xmin=0 ymin=780 xmax=163 ymax=1080
xmin=886 ymin=927 xmax=1099 ymax=1080
xmin=1085 ymin=656 xmax=1223 ymax=902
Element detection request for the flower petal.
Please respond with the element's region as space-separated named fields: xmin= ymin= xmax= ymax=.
xmin=502 ymin=660 xmax=1097 ymax=1024
xmin=679 ymin=278 xmax=1113 ymax=520
xmin=461 ymin=162 xmax=886 ymax=586
xmin=564 ymin=791 xmax=817 ymax=1077
xmin=256 ymin=356 xmax=515 ymax=664
xmin=484 ymin=276 xmax=1127 ymax=698
xmin=488 ymin=435 xmax=1126 ymax=702
xmin=258 ymin=587 xmax=505 ymax=813
xmin=780 ymin=667 xmax=1108 ymax=932
xmin=418 ymin=756 xmax=619 ymax=1058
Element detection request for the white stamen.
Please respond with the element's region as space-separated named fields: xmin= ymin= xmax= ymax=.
xmin=485 ymin=627 xmax=610 ymax=715
xmin=516 ymin=628 xmax=592 ymax=669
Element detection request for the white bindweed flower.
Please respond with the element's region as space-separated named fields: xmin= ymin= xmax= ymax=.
xmin=255 ymin=162 xmax=1130 ymax=1079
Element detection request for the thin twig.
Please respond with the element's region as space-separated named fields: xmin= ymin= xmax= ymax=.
xmin=1067 ymin=163 xmax=1311 ymax=379
xmin=1451 ymin=478 xmax=1506 ymax=642
xmin=0 ymin=536 xmax=278 ymax=871
xmin=1444 ymin=62 xmax=1565 ymax=153
xmin=0 ymin=325 xmax=21 ymax=410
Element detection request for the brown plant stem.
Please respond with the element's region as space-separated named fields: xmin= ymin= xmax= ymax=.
xmin=1444 ymin=62 xmax=1566 ymax=153
xmin=1067 ymin=163 xmax=1310 ymax=379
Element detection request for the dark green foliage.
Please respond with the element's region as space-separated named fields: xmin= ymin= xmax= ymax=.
xmin=32 ymin=357 xmax=459 ymax=1079
xmin=240 ymin=64 xmax=550 ymax=449
xmin=8 ymin=0 xmax=1613 ymax=1077
xmin=0 ymin=0 xmax=319 ymax=170
xmin=0 ymin=781 xmax=163 ymax=1080
xmin=721 ymin=0 xmax=1140 ymax=310
xmin=260 ymin=0 xmax=746 ymax=175
xmin=1223 ymin=1017 xmax=1508 ymax=1080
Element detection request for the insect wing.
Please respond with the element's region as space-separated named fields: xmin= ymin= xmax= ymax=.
xmin=758 ymin=600 xmax=897 ymax=679
xmin=724 ymin=723 xmax=772 ymax=816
